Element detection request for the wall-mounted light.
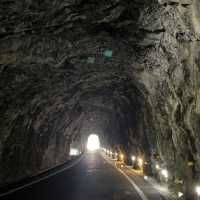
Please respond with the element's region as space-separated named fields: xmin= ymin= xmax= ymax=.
xmin=131 ymin=156 xmax=136 ymax=161
xmin=178 ymin=192 xmax=183 ymax=198
xmin=161 ymin=169 xmax=168 ymax=179
xmin=155 ymin=164 xmax=160 ymax=170
xmin=138 ymin=158 xmax=143 ymax=167
xmin=195 ymin=186 xmax=200 ymax=196
xmin=120 ymin=154 xmax=124 ymax=160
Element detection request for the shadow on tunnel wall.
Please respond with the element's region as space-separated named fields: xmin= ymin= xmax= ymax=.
xmin=0 ymin=0 xmax=200 ymax=199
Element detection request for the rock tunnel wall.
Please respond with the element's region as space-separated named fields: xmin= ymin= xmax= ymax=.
xmin=0 ymin=0 xmax=200 ymax=198
xmin=136 ymin=1 xmax=200 ymax=198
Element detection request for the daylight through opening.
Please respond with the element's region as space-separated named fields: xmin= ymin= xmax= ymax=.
xmin=86 ymin=134 xmax=100 ymax=151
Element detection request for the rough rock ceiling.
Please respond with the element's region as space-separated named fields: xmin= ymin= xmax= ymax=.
xmin=0 ymin=0 xmax=200 ymax=198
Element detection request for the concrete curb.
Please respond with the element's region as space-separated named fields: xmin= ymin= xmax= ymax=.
xmin=0 ymin=154 xmax=83 ymax=198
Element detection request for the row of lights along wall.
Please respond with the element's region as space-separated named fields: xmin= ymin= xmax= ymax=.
xmin=101 ymin=147 xmax=200 ymax=199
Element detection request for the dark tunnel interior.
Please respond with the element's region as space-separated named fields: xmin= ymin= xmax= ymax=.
xmin=0 ymin=0 xmax=200 ymax=199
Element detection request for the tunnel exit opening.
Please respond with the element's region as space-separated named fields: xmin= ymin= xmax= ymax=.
xmin=86 ymin=134 xmax=100 ymax=151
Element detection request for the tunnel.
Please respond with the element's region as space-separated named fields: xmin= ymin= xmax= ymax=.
xmin=0 ymin=0 xmax=200 ymax=200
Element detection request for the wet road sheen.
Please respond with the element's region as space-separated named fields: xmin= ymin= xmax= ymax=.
xmin=1 ymin=152 xmax=142 ymax=200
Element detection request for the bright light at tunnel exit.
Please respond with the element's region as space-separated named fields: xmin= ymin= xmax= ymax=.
xmin=87 ymin=134 xmax=100 ymax=151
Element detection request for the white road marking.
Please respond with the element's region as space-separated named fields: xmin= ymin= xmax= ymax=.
xmin=0 ymin=155 xmax=83 ymax=198
xmin=145 ymin=177 xmax=171 ymax=199
xmin=102 ymin=153 xmax=149 ymax=200
xmin=116 ymin=167 xmax=149 ymax=200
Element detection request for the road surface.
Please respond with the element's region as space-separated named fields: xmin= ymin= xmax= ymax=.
xmin=0 ymin=152 xmax=165 ymax=200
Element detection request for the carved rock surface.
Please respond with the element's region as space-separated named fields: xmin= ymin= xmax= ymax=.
xmin=0 ymin=0 xmax=200 ymax=199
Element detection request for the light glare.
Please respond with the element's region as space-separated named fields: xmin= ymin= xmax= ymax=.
xmin=156 ymin=164 xmax=160 ymax=170
xmin=120 ymin=154 xmax=124 ymax=160
xmin=196 ymin=186 xmax=200 ymax=196
xmin=87 ymin=134 xmax=100 ymax=151
xmin=178 ymin=192 xmax=183 ymax=198
xmin=131 ymin=156 xmax=136 ymax=161
xmin=70 ymin=148 xmax=79 ymax=156
xmin=138 ymin=158 xmax=143 ymax=166
xmin=161 ymin=169 xmax=168 ymax=179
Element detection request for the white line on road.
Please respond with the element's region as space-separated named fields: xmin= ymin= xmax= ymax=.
xmin=0 ymin=155 xmax=83 ymax=198
xmin=102 ymin=153 xmax=149 ymax=200
xmin=116 ymin=167 xmax=149 ymax=200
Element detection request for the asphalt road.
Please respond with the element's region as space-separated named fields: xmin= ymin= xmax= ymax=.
xmin=0 ymin=152 xmax=165 ymax=200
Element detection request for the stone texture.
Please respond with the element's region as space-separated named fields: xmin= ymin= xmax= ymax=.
xmin=0 ymin=0 xmax=200 ymax=199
